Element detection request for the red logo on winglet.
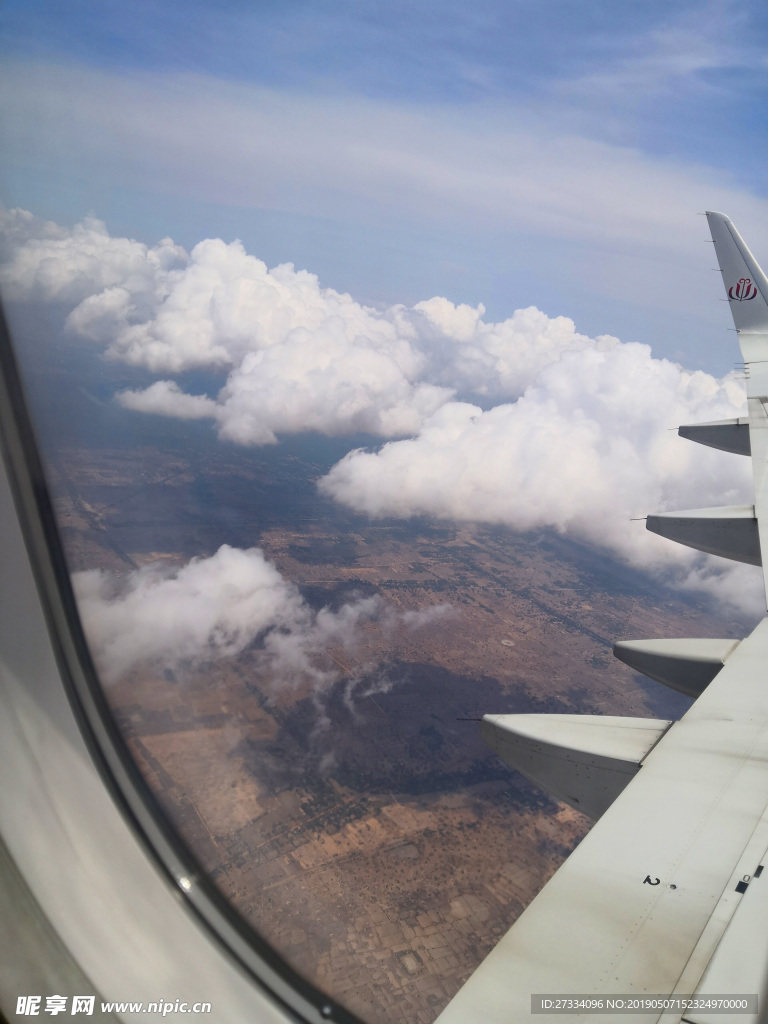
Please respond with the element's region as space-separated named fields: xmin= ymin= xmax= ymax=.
xmin=729 ymin=277 xmax=758 ymax=301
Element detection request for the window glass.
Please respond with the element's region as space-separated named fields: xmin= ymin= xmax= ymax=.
xmin=0 ymin=4 xmax=759 ymax=1022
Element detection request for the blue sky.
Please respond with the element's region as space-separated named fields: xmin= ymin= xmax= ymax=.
xmin=1 ymin=0 xmax=767 ymax=372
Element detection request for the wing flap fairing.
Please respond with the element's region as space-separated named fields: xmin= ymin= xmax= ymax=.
xmin=481 ymin=714 xmax=672 ymax=820
xmin=677 ymin=418 xmax=750 ymax=456
xmin=612 ymin=638 xmax=741 ymax=697
xmin=645 ymin=505 xmax=760 ymax=565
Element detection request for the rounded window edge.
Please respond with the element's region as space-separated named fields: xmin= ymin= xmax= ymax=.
xmin=0 ymin=299 xmax=362 ymax=1024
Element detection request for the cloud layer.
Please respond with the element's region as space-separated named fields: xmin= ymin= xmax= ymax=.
xmin=2 ymin=209 xmax=620 ymax=445
xmin=320 ymin=348 xmax=749 ymax=562
xmin=3 ymin=206 xmax=762 ymax=612
xmin=1 ymin=210 xmax=453 ymax=443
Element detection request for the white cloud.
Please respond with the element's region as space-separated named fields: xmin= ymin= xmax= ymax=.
xmin=70 ymin=236 xmax=364 ymax=373
xmin=73 ymin=545 xmax=445 ymax=687
xmin=319 ymin=341 xmax=762 ymax=611
xmin=0 ymin=205 xmax=68 ymax=262
xmin=117 ymin=380 xmax=218 ymax=421
xmin=0 ymin=210 xmax=627 ymax=444
xmin=207 ymin=312 xmax=449 ymax=445
xmin=410 ymin=298 xmax=616 ymax=397
xmin=0 ymin=211 xmax=186 ymax=309
xmin=2 ymin=212 xmax=453 ymax=442
xmin=73 ymin=546 xmax=306 ymax=682
xmin=3 ymin=206 xmax=762 ymax=612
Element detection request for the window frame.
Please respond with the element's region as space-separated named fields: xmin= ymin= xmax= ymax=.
xmin=0 ymin=299 xmax=359 ymax=1024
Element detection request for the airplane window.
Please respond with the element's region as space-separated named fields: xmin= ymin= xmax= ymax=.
xmin=0 ymin=5 xmax=760 ymax=1024
xmin=1 ymin=229 xmax=599 ymax=1022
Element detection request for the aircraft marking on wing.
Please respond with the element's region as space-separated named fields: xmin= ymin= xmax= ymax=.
xmin=729 ymin=278 xmax=758 ymax=301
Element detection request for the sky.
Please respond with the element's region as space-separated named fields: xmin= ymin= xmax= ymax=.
xmin=1 ymin=0 xmax=767 ymax=372
xmin=1 ymin=0 xmax=768 ymax=676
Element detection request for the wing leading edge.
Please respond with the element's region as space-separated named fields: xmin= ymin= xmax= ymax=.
xmin=437 ymin=215 xmax=768 ymax=1024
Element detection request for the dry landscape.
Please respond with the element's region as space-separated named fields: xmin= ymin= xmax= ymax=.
xmin=36 ymin=434 xmax=752 ymax=1024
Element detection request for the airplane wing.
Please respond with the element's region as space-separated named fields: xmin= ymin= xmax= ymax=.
xmin=436 ymin=215 xmax=768 ymax=1024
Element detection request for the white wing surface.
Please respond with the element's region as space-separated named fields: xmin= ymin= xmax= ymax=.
xmin=437 ymin=217 xmax=768 ymax=1024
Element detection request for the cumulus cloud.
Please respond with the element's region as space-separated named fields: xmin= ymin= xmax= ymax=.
xmin=3 ymin=206 xmax=761 ymax=611
xmin=409 ymin=298 xmax=617 ymax=398
xmin=2 ymin=212 xmax=453 ymax=442
xmin=73 ymin=546 xmax=307 ymax=682
xmin=319 ymin=342 xmax=762 ymax=611
xmin=0 ymin=211 xmax=186 ymax=310
xmin=73 ymin=545 xmax=443 ymax=686
xmin=0 ymin=205 xmax=68 ymax=262
xmin=0 ymin=209 xmax=623 ymax=444
xmin=117 ymin=380 xmax=218 ymax=421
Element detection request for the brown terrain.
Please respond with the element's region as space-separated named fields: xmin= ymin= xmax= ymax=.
xmin=42 ymin=435 xmax=752 ymax=1024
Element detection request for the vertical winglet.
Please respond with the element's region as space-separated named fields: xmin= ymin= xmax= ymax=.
xmin=706 ymin=212 xmax=768 ymax=334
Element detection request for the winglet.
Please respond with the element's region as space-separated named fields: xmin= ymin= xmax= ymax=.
xmin=706 ymin=212 xmax=768 ymax=333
